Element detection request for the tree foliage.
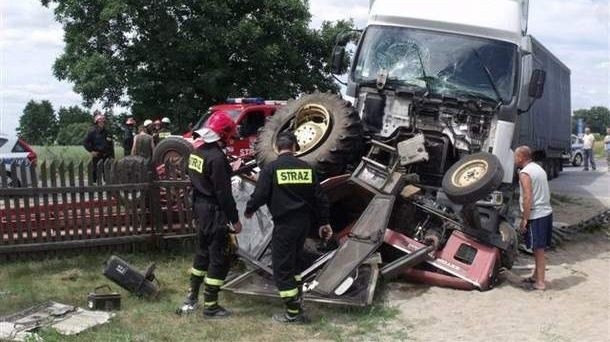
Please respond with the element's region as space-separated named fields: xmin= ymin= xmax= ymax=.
xmin=17 ymin=100 xmax=58 ymax=145
xmin=572 ymin=106 xmax=610 ymax=134
xmin=57 ymin=106 xmax=92 ymax=127
xmin=42 ymin=0 xmax=354 ymax=131
xmin=56 ymin=122 xmax=91 ymax=145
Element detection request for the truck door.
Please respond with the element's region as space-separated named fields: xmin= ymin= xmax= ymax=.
xmin=235 ymin=110 xmax=266 ymax=158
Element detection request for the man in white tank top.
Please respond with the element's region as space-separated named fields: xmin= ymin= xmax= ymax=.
xmin=515 ymin=146 xmax=553 ymax=291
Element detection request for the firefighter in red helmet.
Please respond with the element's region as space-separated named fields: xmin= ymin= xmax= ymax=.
xmin=176 ymin=111 xmax=243 ymax=318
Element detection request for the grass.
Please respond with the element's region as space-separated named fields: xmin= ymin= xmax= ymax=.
xmin=593 ymin=140 xmax=605 ymax=159
xmin=551 ymin=193 xmax=579 ymax=205
xmin=0 ymin=253 xmax=403 ymax=342
xmin=33 ymin=145 xmax=125 ymax=168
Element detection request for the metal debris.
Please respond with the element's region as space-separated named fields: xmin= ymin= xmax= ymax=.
xmin=0 ymin=301 xmax=114 ymax=341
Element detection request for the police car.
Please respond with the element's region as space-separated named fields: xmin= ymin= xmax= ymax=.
xmin=0 ymin=132 xmax=37 ymax=187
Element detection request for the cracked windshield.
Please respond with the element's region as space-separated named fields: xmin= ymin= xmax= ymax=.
xmin=353 ymin=26 xmax=518 ymax=103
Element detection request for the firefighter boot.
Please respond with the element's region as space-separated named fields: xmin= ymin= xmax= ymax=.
xmin=176 ymin=273 xmax=204 ymax=315
xmin=272 ymin=295 xmax=309 ymax=324
xmin=203 ymin=283 xmax=231 ymax=318
xmin=295 ymin=276 xmax=304 ymax=309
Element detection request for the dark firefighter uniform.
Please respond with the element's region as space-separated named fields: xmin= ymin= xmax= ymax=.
xmin=83 ymin=126 xmax=114 ymax=182
xmin=122 ymin=125 xmax=136 ymax=155
xmin=153 ymin=127 xmax=171 ymax=145
xmin=158 ymin=127 xmax=171 ymax=140
xmin=187 ymin=142 xmax=239 ymax=314
xmin=245 ymin=153 xmax=329 ymax=318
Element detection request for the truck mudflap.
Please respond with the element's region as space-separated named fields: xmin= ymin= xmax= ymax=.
xmin=311 ymin=194 xmax=395 ymax=296
xmin=222 ymin=254 xmax=381 ymax=307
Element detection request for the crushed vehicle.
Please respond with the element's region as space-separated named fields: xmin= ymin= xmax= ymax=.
xmin=130 ymin=0 xmax=571 ymax=306
xmin=221 ymin=0 xmax=572 ymax=306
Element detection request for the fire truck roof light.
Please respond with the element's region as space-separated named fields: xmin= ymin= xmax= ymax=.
xmin=226 ymin=97 xmax=265 ymax=104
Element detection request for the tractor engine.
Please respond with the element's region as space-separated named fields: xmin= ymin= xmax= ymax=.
xmin=356 ymin=88 xmax=496 ymax=186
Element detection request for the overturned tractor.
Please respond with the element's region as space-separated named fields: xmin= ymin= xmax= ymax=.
xmin=223 ymin=91 xmax=519 ymax=306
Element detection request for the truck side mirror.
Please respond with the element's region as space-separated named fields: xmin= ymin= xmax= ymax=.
xmin=329 ymin=30 xmax=361 ymax=75
xmin=529 ymin=69 xmax=546 ymax=98
xmin=330 ymin=46 xmax=346 ymax=74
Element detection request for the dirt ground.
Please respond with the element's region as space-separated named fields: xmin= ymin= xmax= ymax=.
xmin=383 ymin=198 xmax=610 ymax=342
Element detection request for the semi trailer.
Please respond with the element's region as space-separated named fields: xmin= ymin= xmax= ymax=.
xmin=515 ymin=36 xmax=571 ymax=179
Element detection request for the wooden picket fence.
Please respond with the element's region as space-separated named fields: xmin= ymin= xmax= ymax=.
xmin=0 ymin=158 xmax=195 ymax=260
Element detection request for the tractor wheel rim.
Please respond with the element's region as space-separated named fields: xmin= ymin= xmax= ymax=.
xmin=289 ymin=104 xmax=332 ymax=156
xmin=163 ymin=150 xmax=185 ymax=178
xmin=451 ymin=160 xmax=489 ymax=188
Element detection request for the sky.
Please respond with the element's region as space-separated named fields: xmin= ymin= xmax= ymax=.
xmin=0 ymin=0 xmax=608 ymax=134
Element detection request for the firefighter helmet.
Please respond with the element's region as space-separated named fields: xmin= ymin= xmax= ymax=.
xmin=206 ymin=111 xmax=236 ymax=143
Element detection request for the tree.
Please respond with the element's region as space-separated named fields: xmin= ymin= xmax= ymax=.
xmin=56 ymin=122 xmax=91 ymax=145
xmin=41 ymin=0 xmax=354 ymax=131
xmin=57 ymin=106 xmax=92 ymax=127
xmin=572 ymin=106 xmax=610 ymax=134
xmin=17 ymin=100 xmax=58 ymax=145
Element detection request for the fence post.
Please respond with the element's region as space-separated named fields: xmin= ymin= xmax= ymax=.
xmin=149 ymin=163 xmax=164 ymax=251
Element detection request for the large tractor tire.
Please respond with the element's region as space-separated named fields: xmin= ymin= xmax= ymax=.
xmin=152 ymin=137 xmax=194 ymax=178
xmin=255 ymin=92 xmax=363 ymax=177
xmin=110 ymin=156 xmax=153 ymax=205
xmin=442 ymin=152 xmax=504 ymax=204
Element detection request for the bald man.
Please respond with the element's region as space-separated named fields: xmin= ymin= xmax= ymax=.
xmin=514 ymin=146 xmax=553 ymax=290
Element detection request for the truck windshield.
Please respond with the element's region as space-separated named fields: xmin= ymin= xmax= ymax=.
xmin=352 ymin=26 xmax=518 ymax=103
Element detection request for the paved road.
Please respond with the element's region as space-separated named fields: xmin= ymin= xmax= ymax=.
xmin=551 ymin=160 xmax=610 ymax=200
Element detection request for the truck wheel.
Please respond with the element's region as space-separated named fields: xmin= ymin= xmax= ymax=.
xmin=498 ymin=221 xmax=518 ymax=269
xmin=441 ymin=153 xmax=504 ymax=204
xmin=552 ymin=159 xmax=560 ymax=179
xmin=572 ymin=153 xmax=582 ymax=167
xmin=110 ymin=156 xmax=152 ymax=205
xmin=152 ymin=137 xmax=194 ymax=177
xmin=255 ymin=92 xmax=363 ymax=177
xmin=544 ymin=160 xmax=554 ymax=180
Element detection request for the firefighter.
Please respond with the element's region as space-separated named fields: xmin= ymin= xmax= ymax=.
xmin=158 ymin=117 xmax=172 ymax=141
xmin=122 ymin=117 xmax=136 ymax=155
xmin=245 ymin=132 xmax=332 ymax=323
xmin=176 ymin=111 xmax=243 ymax=318
xmin=131 ymin=120 xmax=155 ymax=159
xmin=83 ymin=113 xmax=114 ymax=183
xmin=152 ymin=119 xmax=162 ymax=145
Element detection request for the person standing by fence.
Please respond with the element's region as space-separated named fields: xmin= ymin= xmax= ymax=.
xmin=131 ymin=120 xmax=155 ymax=159
xmin=158 ymin=117 xmax=173 ymax=141
xmin=123 ymin=117 xmax=137 ymax=155
xmin=83 ymin=113 xmax=114 ymax=182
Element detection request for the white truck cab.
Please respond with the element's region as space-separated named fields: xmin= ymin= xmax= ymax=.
xmin=341 ymin=0 xmax=543 ymax=185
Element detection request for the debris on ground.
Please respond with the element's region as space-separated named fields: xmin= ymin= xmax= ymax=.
xmin=0 ymin=301 xmax=114 ymax=341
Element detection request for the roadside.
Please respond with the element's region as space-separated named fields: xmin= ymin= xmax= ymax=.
xmin=384 ymin=186 xmax=609 ymax=342
xmin=550 ymin=163 xmax=610 ymax=209
xmin=386 ymin=230 xmax=609 ymax=341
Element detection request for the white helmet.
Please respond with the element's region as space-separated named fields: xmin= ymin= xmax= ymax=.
xmin=143 ymin=119 xmax=153 ymax=127
xmin=161 ymin=117 xmax=171 ymax=124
